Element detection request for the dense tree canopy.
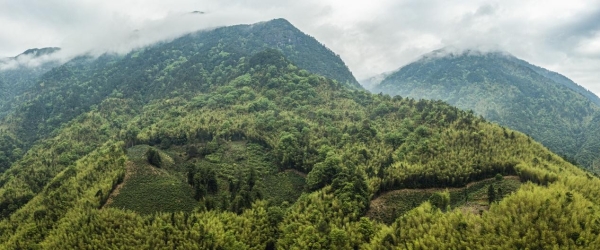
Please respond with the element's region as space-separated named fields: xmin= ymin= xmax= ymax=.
xmin=0 ymin=20 xmax=599 ymax=249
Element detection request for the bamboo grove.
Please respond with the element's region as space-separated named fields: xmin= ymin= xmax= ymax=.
xmin=1 ymin=19 xmax=600 ymax=249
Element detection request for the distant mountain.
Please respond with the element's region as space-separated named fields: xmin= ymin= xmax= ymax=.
xmin=13 ymin=47 xmax=61 ymax=59
xmin=513 ymin=60 xmax=600 ymax=106
xmin=359 ymin=71 xmax=392 ymax=90
xmin=373 ymin=48 xmax=600 ymax=170
xmin=0 ymin=47 xmax=61 ymax=117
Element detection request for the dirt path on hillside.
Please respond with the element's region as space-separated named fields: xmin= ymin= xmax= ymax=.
xmin=369 ymin=175 xmax=520 ymax=211
xmin=101 ymin=161 xmax=135 ymax=208
xmin=284 ymin=169 xmax=307 ymax=178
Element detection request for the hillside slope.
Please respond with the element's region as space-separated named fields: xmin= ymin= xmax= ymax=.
xmin=373 ymin=49 xmax=600 ymax=169
xmin=1 ymin=23 xmax=600 ymax=248
xmin=0 ymin=18 xmax=359 ymax=171
xmin=0 ymin=45 xmax=599 ymax=249
xmin=0 ymin=47 xmax=61 ymax=118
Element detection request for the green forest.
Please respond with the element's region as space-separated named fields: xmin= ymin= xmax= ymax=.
xmin=1 ymin=19 xmax=600 ymax=249
xmin=373 ymin=49 xmax=600 ymax=172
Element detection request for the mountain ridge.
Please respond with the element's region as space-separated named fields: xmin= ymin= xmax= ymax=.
xmin=2 ymin=20 xmax=600 ymax=249
xmin=0 ymin=47 xmax=62 ymax=118
xmin=373 ymin=48 xmax=600 ymax=170
xmin=0 ymin=18 xmax=360 ymax=150
xmin=383 ymin=48 xmax=600 ymax=105
xmin=2 ymin=46 xmax=598 ymax=249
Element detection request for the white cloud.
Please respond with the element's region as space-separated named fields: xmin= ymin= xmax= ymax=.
xmin=0 ymin=0 xmax=599 ymax=96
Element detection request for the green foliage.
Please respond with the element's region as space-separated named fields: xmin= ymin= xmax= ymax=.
xmin=0 ymin=48 xmax=60 ymax=118
xmin=187 ymin=163 xmax=219 ymax=200
xmin=367 ymin=176 xmax=523 ymax=224
xmin=306 ymin=152 xmax=341 ymax=191
xmin=487 ymin=184 xmax=496 ymax=204
xmin=495 ymin=173 xmax=503 ymax=181
xmin=368 ymin=183 xmax=600 ymax=249
xmin=107 ymin=146 xmax=196 ymax=215
xmin=277 ymin=187 xmax=376 ymax=249
xmin=429 ymin=190 xmax=450 ymax=211
xmin=0 ymin=132 xmax=23 ymax=173
xmin=262 ymin=170 xmax=306 ymax=205
xmin=375 ymin=50 xmax=600 ymax=171
xmin=0 ymin=19 xmax=359 ymax=159
xmin=1 ymin=23 xmax=600 ymax=249
xmin=0 ymin=141 xmax=126 ymax=248
xmin=145 ymin=148 xmax=162 ymax=168
xmin=40 ymin=202 xmax=277 ymax=249
xmin=107 ymin=162 xmax=197 ymax=215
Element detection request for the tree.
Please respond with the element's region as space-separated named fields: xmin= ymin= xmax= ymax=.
xmin=495 ymin=173 xmax=503 ymax=181
xmin=429 ymin=190 xmax=450 ymax=211
xmin=488 ymin=184 xmax=496 ymax=204
xmin=275 ymin=132 xmax=302 ymax=169
xmin=306 ymin=152 xmax=341 ymax=191
xmin=146 ymin=148 xmax=162 ymax=168
xmin=497 ymin=187 xmax=503 ymax=200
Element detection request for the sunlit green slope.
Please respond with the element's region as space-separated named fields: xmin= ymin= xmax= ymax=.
xmin=1 ymin=23 xmax=600 ymax=249
xmin=0 ymin=47 xmax=599 ymax=249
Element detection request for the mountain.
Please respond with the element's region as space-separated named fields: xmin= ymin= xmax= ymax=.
xmin=250 ymin=18 xmax=360 ymax=88
xmin=359 ymin=71 xmax=392 ymax=90
xmin=0 ymin=47 xmax=61 ymax=117
xmin=515 ymin=60 xmax=600 ymax=106
xmin=0 ymin=18 xmax=361 ymax=171
xmin=13 ymin=47 xmax=61 ymax=59
xmin=373 ymin=49 xmax=600 ymax=170
xmin=2 ymin=20 xmax=600 ymax=249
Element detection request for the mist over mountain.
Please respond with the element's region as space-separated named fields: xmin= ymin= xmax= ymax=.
xmin=2 ymin=18 xmax=600 ymax=249
xmin=359 ymin=71 xmax=393 ymax=90
xmin=373 ymin=48 xmax=600 ymax=170
xmin=0 ymin=18 xmax=359 ymax=148
xmin=0 ymin=48 xmax=62 ymax=118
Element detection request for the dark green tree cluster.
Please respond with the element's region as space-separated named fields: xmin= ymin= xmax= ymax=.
xmin=145 ymin=148 xmax=162 ymax=167
xmin=186 ymin=163 xmax=219 ymax=200
xmin=0 ymin=132 xmax=22 ymax=173
xmin=0 ymin=47 xmax=60 ymax=118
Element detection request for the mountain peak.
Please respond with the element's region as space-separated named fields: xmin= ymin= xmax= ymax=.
xmin=240 ymin=18 xmax=361 ymax=88
xmin=374 ymin=48 xmax=600 ymax=169
xmin=265 ymin=18 xmax=293 ymax=26
xmin=419 ymin=46 xmax=513 ymax=62
xmin=16 ymin=47 xmax=60 ymax=58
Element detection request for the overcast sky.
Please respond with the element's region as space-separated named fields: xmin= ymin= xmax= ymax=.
xmin=1 ymin=0 xmax=599 ymax=96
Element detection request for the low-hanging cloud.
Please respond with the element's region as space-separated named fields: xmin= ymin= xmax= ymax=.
xmin=1 ymin=0 xmax=599 ymax=96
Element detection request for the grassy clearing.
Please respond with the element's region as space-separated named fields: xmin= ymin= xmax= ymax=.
xmin=262 ymin=170 xmax=306 ymax=205
xmin=106 ymin=145 xmax=197 ymax=215
xmin=368 ymin=176 xmax=522 ymax=224
xmin=106 ymin=142 xmax=307 ymax=214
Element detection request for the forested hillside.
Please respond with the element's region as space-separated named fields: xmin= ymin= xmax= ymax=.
xmin=1 ymin=20 xmax=600 ymax=249
xmin=0 ymin=18 xmax=359 ymax=172
xmin=0 ymin=47 xmax=60 ymax=118
xmin=373 ymin=49 xmax=600 ymax=170
xmin=0 ymin=48 xmax=61 ymax=173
